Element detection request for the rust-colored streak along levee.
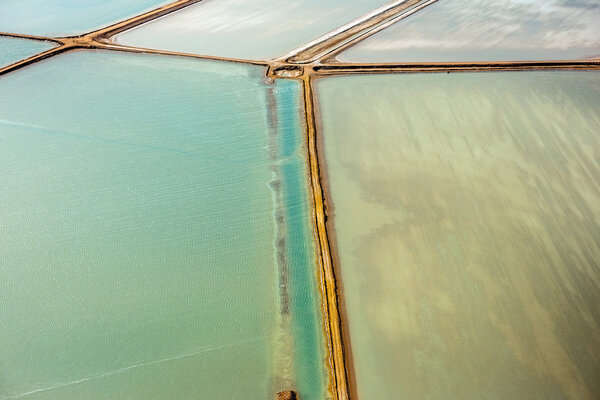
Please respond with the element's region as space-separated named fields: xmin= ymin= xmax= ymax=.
xmin=302 ymin=75 xmax=351 ymax=400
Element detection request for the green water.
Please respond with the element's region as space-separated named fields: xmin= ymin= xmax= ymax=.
xmin=339 ymin=0 xmax=600 ymax=62
xmin=0 ymin=0 xmax=171 ymax=37
xmin=316 ymin=71 xmax=600 ymax=399
xmin=0 ymin=51 xmax=325 ymax=399
xmin=115 ymin=0 xmax=390 ymax=60
xmin=0 ymin=37 xmax=56 ymax=69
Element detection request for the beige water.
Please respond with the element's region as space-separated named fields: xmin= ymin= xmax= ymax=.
xmin=316 ymin=71 xmax=600 ymax=399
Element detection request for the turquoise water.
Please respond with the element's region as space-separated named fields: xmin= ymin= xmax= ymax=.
xmin=339 ymin=0 xmax=600 ymax=62
xmin=0 ymin=51 xmax=325 ymax=399
xmin=272 ymin=84 xmax=327 ymax=399
xmin=115 ymin=0 xmax=389 ymax=60
xmin=317 ymin=71 xmax=600 ymax=399
xmin=0 ymin=0 xmax=171 ymax=37
xmin=0 ymin=37 xmax=56 ymax=69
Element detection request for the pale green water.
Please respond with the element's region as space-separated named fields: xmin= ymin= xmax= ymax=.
xmin=338 ymin=0 xmax=600 ymax=62
xmin=316 ymin=71 xmax=600 ymax=399
xmin=0 ymin=51 xmax=325 ymax=399
xmin=0 ymin=37 xmax=55 ymax=69
xmin=115 ymin=0 xmax=389 ymax=60
xmin=0 ymin=0 xmax=171 ymax=37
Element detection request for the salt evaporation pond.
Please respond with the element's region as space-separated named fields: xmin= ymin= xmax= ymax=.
xmin=0 ymin=51 xmax=326 ymax=399
xmin=0 ymin=37 xmax=56 ymax=69
xmin=115 ymin=0 xmax=391 ymax=60
xmin=316 ymin=71 xmax=600 ymax=399
xmin=338 ymin=0 xmax=600 ymax=62
xmin=0 ymin=0 xmax=171 ymax=37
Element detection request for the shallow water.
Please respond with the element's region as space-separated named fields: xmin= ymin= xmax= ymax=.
xmin=0 ymin=37 xmax=56 ymax=69
xmin=316 ymin=71 xmax=600 ymax=399
xmin=115 ymin=0 xmax=389 ymax=60
xmin=0 ymin=51 xmax=325 ymax=399
xmin=338 ymin=0 xmax=600 ymax=62
xmin=0 ymin=0 xmax=171 ymax=37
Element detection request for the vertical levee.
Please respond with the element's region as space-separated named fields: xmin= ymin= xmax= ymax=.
xmin=302 ymin=75 xmax=350 ymax=400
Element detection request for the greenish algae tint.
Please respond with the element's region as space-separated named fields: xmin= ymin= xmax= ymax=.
xmin=0 ymin=51 xmax=325 ymax=399
xmin=316 ymin=71 xmax=600 ymax=400
xmin=0 ymin=37 xmax=56 ymax=69
xmin=0 ymin=0 xmax=171 ymax=37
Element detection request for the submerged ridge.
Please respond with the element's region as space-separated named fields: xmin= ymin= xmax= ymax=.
xmin=267 ymin=82 xmax=295 ymax=392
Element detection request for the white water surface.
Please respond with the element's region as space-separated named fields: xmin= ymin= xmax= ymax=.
xmin=339 ymin=0 xmax=600 ymax=62
xmin=116 ymin=0 xmax=390 ymax=60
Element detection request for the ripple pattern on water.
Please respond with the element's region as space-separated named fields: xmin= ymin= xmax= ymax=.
xmin=0 ymin=51 xmax=325 ymax=399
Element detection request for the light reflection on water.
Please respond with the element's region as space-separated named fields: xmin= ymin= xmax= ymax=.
xmin=115 ymin=0 xmax=391 ymax=60
xmin=339 ymin=0 xmax=600 ymax=62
